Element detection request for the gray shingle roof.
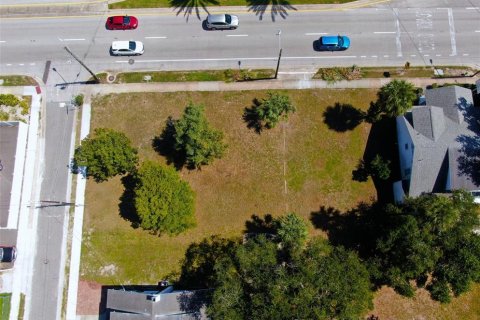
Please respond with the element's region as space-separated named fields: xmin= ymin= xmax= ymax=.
xmin=400 ymin=85 xmax=480 ymax=197
xmin=107 ymin=288 xmax=208 ymax=320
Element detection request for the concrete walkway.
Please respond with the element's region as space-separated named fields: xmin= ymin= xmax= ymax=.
xmin=85 ymin=76 xmax=479 ymax=95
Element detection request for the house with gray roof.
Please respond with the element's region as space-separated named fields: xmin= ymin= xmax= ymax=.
xmin=394 ymin=85 xmax=480 ymax=203
xmin=106 ymin=286 xmax=209 ymax=320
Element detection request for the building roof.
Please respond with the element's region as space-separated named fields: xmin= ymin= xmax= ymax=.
xmin=401 ymin=85 xmax=480 ymax=197
xmin=107 ymin=288 xmax=209 ymax=320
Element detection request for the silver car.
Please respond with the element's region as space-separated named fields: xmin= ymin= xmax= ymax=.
xmin=206 ymin=14 xmax=239 ymax=30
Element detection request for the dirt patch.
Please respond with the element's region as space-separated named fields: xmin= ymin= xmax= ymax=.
xmin=76 ymin=280 xmax=102 ymax=315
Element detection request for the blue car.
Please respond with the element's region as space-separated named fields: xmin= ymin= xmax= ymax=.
xmin=318 ymin=35 xmax=350 ymax=51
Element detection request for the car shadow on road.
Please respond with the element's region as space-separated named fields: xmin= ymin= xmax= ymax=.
xmin=247 ymin=0 xmax=297 ymax=21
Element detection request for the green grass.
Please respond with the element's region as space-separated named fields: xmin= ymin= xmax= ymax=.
xmin=18 ymin=294 xmax=25 ymax=320
xmin=81 ymin=89 xmax=376 ymax=284
xmin=110 ymin=0 xmax=354 ymax=9
xmin=0 ymin=76 xmax=37 ymax=86
xmin=0 ymin=293 xmax=11 ymax=320
xmin=94 ymin=69 xmax=275 ymax=83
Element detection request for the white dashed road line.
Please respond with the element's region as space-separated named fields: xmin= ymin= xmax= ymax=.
xmin=475 ymin=30 xmax=480 ymax=33
xmin=305 ymin=33 xmax=328 ymax=35
xmin=394 ymin=8 xmax=403 ymax=57
xmin=226 ymin=34 xmax=248 ymax=37
xmin=466 ymin=7 xmax=479 ymax=9
xmin=447 ymin=8 xmax=457 ymax=56
xmin=373 ymin=31 xmax=395 ymax=34
xmin=145 ymin=36 xmax=167 ymax=39
xmin=63 ymin=39 xmax=85 ymax=41
xmin=0 ymin=40 xmax=5 ymax=43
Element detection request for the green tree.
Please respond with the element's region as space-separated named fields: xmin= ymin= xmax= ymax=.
xmin=133 ymin=161 xmax=195 ymax=235
xmin=173 ymin=103 xmax=227 ymax=169
xmin=207 ymin=235 xmax=373 ymax=319
xmin=369 ymin=154 xmax=391 ymax=180
xmin=276 ymin=212 xmax=308 ymax=255
xmin=73 ymin=128 xmax=138 ymax=182
xmin=371 ymin=191 xmax=480 ymax=302
xmin=367 ymin=79 xmax=416 ymax=122
xmin=249 ymin=92 xmax=296 ymax=129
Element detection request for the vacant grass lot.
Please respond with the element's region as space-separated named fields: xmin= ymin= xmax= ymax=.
xmin=110 ymin=0 xmax=353 ymax=9
xmin=81 ymin=88 xmax=480 ymax=318
xmin=81 ymin=89 xmax=376 ymax=284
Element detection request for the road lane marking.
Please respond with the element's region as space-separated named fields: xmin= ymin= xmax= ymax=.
xmin=371 ymin=55 xmax=378 ymax=58
xmin=145 ymin=36 xmax=167 ymax=39
xmin=374 ymin=31 xmax=395 ymax=34
xmin=361 ymin=55 xmax=367 ymax=58
xmin=463 ymin=53 xmax=469 ymax=56
xmin=436 ymin=54 xmax=442 ymax=56
xmin=6 ymin=64 xmax=12 ymax=66
xmin=447 ymin=8 xmax=457 ymax=56
xmin=394 ymin=8 xmax=403 ymax=57
xmin=466 ymin=7 xmax=479 ymax=9
xmin=305 ymin=33 xmax=328 ymax=35
xmin=19 ymin=63 xmax=24 ymax=66
xmin=0 ymin=41 xmax=5 ymax=43
xmin=59 ymin=38 xmax=85 ymax=41
xmin=114 ymin=56 xmax=358 ymax=63
xmin=410 ymin=54 xmax=416 ymax=57
xmin=475 ymin=30 xmax=480 ymax=33
xmin=29 ymin=63 xmax=35 ymax=66
xmin=424 ymin=54 xmax=430 ymax=57
xmin=384 ymin=55 xmax=389 ymax=57
xmin=226 ymin=34 xmax=248 ymax=37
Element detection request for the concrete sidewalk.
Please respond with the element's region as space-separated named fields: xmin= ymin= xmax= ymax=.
xmin=84 ymin=76 xmax=479 ymax=95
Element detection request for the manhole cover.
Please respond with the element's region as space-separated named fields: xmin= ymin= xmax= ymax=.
xmin=128 ymin=59 xmax=135 ymax=65
xmin=108 ymin=75 xmax=115 ymax=82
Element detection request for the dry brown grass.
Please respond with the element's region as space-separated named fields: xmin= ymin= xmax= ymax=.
xmin=370 ymin=284 xmax=480 ymax=320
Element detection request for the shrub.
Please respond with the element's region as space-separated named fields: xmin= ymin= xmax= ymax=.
xmin=0 ymin=94 xmax=20 ymax=107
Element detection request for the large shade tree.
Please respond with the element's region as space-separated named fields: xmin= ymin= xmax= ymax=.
xmin=173 ymin=103 xmax=227 ymax=169
xmin=133 ymin=161 xmax=195 ymax=236
xmin=371 ymin=190 xmax=480 ymax=302
xmin=183 ymin=214 xmax=373 ymax=319
xmin=208 ymin=236 xmax=373 ymax=319
xmin=367 ymin=79 xmax=417 ymax=122
xmin=73 ymin=128 xmax=138 ymax=182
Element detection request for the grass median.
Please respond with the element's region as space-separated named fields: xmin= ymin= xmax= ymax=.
xmin=95 ymin=69 xmax=275 ymax=83
xmin=110 ymin=0 xmax=354 ymax=9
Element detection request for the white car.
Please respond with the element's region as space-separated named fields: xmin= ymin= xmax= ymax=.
xmin=110 ymin=41 xmax=144 ymax=56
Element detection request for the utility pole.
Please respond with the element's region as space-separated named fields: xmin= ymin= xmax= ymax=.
xmin=275 ymin=49 xmax=282 ymax=79
xmin=64 ymin=46 xmax=100 ymax=84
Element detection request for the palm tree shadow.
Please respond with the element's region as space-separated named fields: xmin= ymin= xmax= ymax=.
xmin=246 ymin=0 xmax=297 ymax=21
xmin=169 ymin=0 xmax=220 ymax=21
xmin=323 ymin=102 xmax=366 ymax=132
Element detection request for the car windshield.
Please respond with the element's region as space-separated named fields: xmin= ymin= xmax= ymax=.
xmin=129 ymin=41 xmax=136 ymax=50
xmin=123 ymin=16 xmax=130 ymax=24
xmin=338 ymin=36 xmax=344 ymax=46
xmin=225 ymin=14 xmax=231 ymax=24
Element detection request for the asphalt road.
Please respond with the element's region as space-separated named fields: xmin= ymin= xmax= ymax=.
xmin=1 ymin=3 xmax=479 ymax=82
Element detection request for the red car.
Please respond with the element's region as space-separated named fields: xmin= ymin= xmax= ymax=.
xmin=106 ymin=15 xmax=138 ymax=30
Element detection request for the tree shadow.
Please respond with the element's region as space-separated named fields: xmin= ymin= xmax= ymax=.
xmin=309 ymin=202 xmax=385 ymax=260
xmin=323 ymin=102 xmax=366 ymax=132
xmin=244 ymin=214 xmax=277 ymax=234
xmin=246 ymin=0 xmax=297 ymax=21
xmin=355 ymin=117 xmax=400 ymax=204
xmin=152 ymin=116 xmax=186 ymax=170
xmin=178 ymin=236 xmax=237 ymax=289
xmin=118 ymin=174 xmax=140 ymax=228
xmin=242 ymin=98 xmax=263 ymax=134
xmin=169 ymin=0 xmax=219 ymax=21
